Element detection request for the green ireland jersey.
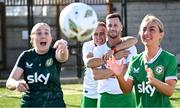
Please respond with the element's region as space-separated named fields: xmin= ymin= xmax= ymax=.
xmin=15 ymin=48 xmax=65 ymax=107
xmin=128 ymin=49 xmax=177 ymax=107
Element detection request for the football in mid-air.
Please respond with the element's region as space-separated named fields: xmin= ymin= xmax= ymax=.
xmin=59 ymin=2 xmax=98 ymax=41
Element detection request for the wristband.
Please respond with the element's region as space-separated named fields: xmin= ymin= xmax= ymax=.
xmin=113 ymin=47 xmax=118 ymax=54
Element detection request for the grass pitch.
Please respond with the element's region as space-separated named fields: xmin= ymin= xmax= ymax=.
xmin=0 ymin=84 xmax=82 ymax=108
xmin=0 ymin=82 xmax=180 ymax=108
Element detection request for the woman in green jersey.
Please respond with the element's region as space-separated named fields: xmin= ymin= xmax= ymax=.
xmin=107 ymin=15 xmax=178 ymax=107
xmin=6 ymin=22 xmax=69 ymax=107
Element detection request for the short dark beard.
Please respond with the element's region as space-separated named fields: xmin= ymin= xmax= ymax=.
xmin=109 ymin=35 xmax=118 ymax=39
xmin=108 ymin=31 xmax=119 ymax=39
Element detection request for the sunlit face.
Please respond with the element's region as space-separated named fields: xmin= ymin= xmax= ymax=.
xmin=31 ymin=25 xmax=52 ymax=54
xmin=92 ymin=25 xmax=107 ymax=46
xmin=106 ymin=17 xmax=122 ymax=39
xmin=139 ymin=21 xmax=164 ymax=47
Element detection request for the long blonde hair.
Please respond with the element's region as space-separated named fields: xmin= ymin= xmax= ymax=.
xmin=140 ymin=14 xmax=164 ymax=33
xmin=139 ymin=14 xmax=164 ymax=43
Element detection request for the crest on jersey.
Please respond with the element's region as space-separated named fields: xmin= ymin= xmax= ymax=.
xmin=45 ymin=58 xmax=53 ymax=67
xmin=155 ymin=65 xmax=164 ymax=75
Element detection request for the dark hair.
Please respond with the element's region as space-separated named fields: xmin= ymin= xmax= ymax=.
xmin=106 ymin=13 xmax=122 ymax=23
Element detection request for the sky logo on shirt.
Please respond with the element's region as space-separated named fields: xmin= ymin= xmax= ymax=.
xmin=27 ymin=72 xmax=50 ymax=85
xmin=137 ymin=81 xmax=155 ymax=96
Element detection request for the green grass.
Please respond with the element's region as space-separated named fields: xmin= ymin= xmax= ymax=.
xmin=0 ymin=84 xmax=82 ymax=108
xmin=0 ymin=82 xmax=180 ymax=108
xmin=170 ymin=81 xmax=180 ymax=107
xmin=62 ymin=84 xmax=82 ymax=108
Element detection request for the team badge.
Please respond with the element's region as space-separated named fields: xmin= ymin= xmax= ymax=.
xmin=45 ymin=58 xmax=53 ymax=67
xmin=155 ymin=65 xmax=164 ymax=75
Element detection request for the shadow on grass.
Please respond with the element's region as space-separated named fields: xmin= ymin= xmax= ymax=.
xmin=170 ymin=97 xmax=180 ymax=100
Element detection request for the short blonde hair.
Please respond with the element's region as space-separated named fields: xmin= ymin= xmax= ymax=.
xmin=30 ymin=22 xmax=51 ymax=47
xmin=140 ymin=14 xmax=164 ymax=32
xmin=30 ymin=22 xmax=50 ymax=35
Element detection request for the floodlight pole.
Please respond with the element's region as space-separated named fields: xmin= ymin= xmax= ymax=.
xmin=74 ymin=0 xmax=83 ymax=78
xmin=121 ymin=0 xmax=127 ymax=37
xmin=27 ymin=0 xmax=34 ymax=48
